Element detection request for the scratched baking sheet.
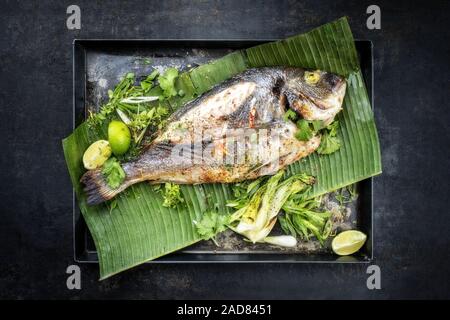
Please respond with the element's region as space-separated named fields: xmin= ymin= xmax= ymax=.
xmin=73 ymin=40 xmax=373 ymax=263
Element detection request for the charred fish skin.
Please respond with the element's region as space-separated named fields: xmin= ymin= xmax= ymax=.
xmin=81 ymin=67 xmax=346 ymax=205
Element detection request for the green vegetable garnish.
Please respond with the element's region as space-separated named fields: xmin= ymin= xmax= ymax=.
xmin=293 ymin=118 xmax=341 ymax=155
xmin=295 ymin=119 xmax=314 ymax=141
xmin=102 ymin=157 xmax=126 ymax=189
xmin=280 ymin=193 xmax=332 ymax=245
xmin=88 ymin=69 xmax=173 ymax=152
xmin=317 ymin=121 xmax=341 ymax=155
xmin=334 ymin=184 xmax=358 ymax=207
xmin=227 ymin=171 xmax=315 ymax=243
xmin=311 ymin=120 xmax=325 ymax=131
xmin=227 ymin=170 xmax=333 ymax=246
xmin=194 ymin=211 xmax=231 ymax=246
xmin=283 ymin=109 xmax=298 ymax=122
xmin=327 ymin=120 xmax=339 ymax=135
xmin=317 ymin=131 xmax=340 ymax=154
xmin=162 ymin=182 xmax=184 ymax=208
xmin=140 ymin=69 xmax=159 ymax=93
xmin=124 ymin=104 xmax=169 ymax=144
xmin=158 ymin=67 xmax=179 ymax=98
xmin=88 ymin=74 xmax=136 ymax=126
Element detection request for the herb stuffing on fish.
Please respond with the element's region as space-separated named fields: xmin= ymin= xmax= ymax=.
xmin=81 ymin=67 xmax=346 ymax=205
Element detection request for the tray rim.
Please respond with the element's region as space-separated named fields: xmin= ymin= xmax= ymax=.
xmin=72 ymin=38 xmax=375 ymax=264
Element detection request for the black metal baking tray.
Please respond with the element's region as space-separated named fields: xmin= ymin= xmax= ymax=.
xmin=72 ymin=39 xmax=374 ymax=264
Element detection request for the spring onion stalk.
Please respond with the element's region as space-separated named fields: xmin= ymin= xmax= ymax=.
xmin=263 ymin=235 xmax=297 ymax=247
xmin=116 ymin=109 xmax=132 ymax=125
xmin=120 ymin=96 xmax=159 ymax=104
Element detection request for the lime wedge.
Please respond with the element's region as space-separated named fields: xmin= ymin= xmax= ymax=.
xmin=331 ymin=230 xmax=367 ymax=256
xmin=83 ymin=140 xmax=112 ymax=170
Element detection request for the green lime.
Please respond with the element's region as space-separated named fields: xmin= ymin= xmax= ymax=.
xmin=331 ymin=230 xmax=367 ymax=256
xmin=108 ymin=120 xmax=131 ymax=156
xmin=83 ymin=140 xmax=112 ymax=170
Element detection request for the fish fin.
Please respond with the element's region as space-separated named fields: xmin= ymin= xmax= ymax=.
xmin=80 ymin=169 xmax=120 ymax=205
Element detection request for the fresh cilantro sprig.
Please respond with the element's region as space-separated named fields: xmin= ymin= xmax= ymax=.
xmin=294 ymin=119 xmax=325 ymax=141
xmin=283 ymin=109 xmax=298 ymax=122
xmin=295 ymin=119 xmax=315 ymax=141
xmin=292 ymin=117 xmax=341 ymax=155
xmin=102 ymin=157 xmax=126 ymax=189
xmin=158 ymin=67 xmax=179 ymax=98
xmin=194 ymin=211 xmax=231 ymax=246
xmin=317 ymin=121 xmax=341 ymax=155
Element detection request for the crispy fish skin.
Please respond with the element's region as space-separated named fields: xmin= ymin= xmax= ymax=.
xmin=81 ymin=67 xmax=346 ymax=205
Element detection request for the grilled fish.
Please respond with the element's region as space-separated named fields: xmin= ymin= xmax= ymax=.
xmin=82 ymin=67 xmax=346 ymax=205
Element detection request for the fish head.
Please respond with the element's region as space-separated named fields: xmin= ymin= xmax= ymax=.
xmin=283 ymin=68 xmax=346 ymax=122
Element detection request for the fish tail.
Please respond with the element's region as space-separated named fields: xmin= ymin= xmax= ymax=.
xmin=80 ymin=169 xmax=123 ymax=205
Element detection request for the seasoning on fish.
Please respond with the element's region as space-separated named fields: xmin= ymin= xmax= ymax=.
xmin=81 ymin=67 xmax=346 ymax=205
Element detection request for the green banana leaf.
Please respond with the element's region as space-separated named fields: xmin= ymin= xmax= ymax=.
xmin=62 ymin=17 xmax=381 ymax=279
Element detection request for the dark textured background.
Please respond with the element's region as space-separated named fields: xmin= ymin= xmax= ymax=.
xmin=0 ymin=0 xmax=449 ymax=299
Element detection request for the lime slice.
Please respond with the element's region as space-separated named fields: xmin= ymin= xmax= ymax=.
xmin=332 ymin=230 xmax=367 ymax=256
xmin=83 ymin=140 xmax=112 ymax=170
xmin=108 ymin=120 xmax=131 ymax=156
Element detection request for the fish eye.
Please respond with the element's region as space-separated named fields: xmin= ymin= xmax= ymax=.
xmin=304 ymin=70 xmax=321 ymax=85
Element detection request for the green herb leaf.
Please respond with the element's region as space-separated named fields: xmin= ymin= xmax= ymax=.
xmin=194 ymin=211 xmax=231 ymax=245
xmin=317 ymin=131 xmax=341 ymax=154
xmin=158 ymin=67 xmax=179 ymax=98
xmin=140 ymin=81 xmax=152 ymax=91
xmin=161 ymin=182 xmax=184 ymax=208
xmin=283 ymin=109 xmax=298 ymax=122
xmin=316 ymin=120 xmax=341 ymax=155
xmin=102 ymin=157 xmax=126 ymax=189
xmin=139 ymin=71 xmax=159 ymax=93
xmin=311 ymin=120 xmax=325 ymax=132
xmin=295 ymin=119 xmax=314 ymax=141
xmin=327 ymin=121 xmax=339 ymax=136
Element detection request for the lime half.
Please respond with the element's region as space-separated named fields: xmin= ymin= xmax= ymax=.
xmin=83 ymin=140 xmax=112 ymax=170
xmin=332 ymin=230 xmax=367 ymax=256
